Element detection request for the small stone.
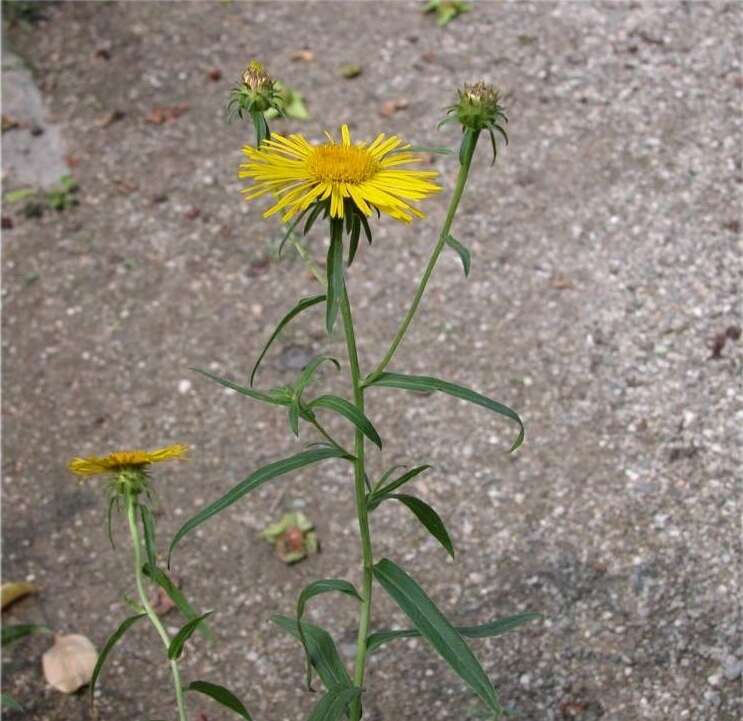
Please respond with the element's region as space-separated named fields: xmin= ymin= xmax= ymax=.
xmin=178 ymin=379 xmax=192 ymax=394
xmin=707 ymin=672 xmax=722 ymax=687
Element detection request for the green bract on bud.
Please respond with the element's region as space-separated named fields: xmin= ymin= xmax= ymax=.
xmin=440 ymin=81 xmax=509 ymax=165
xmin=227 ymin=60 xmax=284 ymax=146
xmin=110 ymin=467 xmax=150 ymax=498
xmin=241 ymin=60 xmax=274 ymax=111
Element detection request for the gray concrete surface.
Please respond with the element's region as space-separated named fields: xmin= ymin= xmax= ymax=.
xmin=1 ymin=2 xmax=741 ymax=720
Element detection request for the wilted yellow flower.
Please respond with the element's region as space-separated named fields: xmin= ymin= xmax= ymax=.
xmin=239 ymin=124 xmax=440 ymax=223
xmin=68 ymin=444 xmax=188 ymax=477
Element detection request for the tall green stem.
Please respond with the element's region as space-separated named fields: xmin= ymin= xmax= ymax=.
xmin=338 ymin=282 xmax=373 ymax=721
xmin=368 ymin=133 xmax=479 ymax=381
xmin=126 ymin=495 xmax=188 ymax=721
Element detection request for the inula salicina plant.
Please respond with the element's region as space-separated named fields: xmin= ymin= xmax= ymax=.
xmin=68 ymin=62 xmax=540 ymax=721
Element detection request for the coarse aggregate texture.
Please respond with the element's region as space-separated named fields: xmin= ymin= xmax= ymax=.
xmin=1 ymin=1 xmax=741 ymax=720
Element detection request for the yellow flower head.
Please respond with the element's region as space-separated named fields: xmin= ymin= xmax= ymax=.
xmin=68 ymin=444 xmax=188 ymax=478
xmin=239 ymin=124 xmax=441 ymax=223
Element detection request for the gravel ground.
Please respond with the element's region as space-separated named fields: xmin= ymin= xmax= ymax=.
xmin=2 ymin=2 xmax=741 ymax=720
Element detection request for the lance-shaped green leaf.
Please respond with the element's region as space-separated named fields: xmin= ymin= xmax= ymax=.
xmin=1 ymin=694 xmax=22 ymax=710
xmin=142 ymin=563 xmax=213 ymax=639
xmin=326 ymin=228 xmax=344 ymax=333
xmin=296 ymin=580 xmax=362 ymax=689
xmin=377 ymin=494 xmax=454 ymax=558
xmin=365 ymin=372 xmax=524 ymax=451
xmin=89 ymin=613 xmax=147 ymax=700
xmin=272 ymin=615 xmax=353 ymax=692
xmin=446 ymin=234 xmax=471 ymax=277
xmin=288 ymin=355 xmax=340 ymax=436
xmin=367 ymin=611 xmax=542 ymax=654
xmin=309 ymin=395 xmax=382 ymax=449
xmin=2 ymin=623 xmax=49 ymax=646
xmin=168 ymin=611 xmax=213 ymax=660
xmin=106 ymin=496 xmax=119 ymax=549
xmin=193 ymin=368 xmax=292 ymax=408
xmin=140 ymin=505 xmax=157 ymax=571
xmin=307 ymin=686 xmax=362 ymax=721
xmin=187 ymin=680 xmax=253 ymax=720
xmin=368 ymin=464 xmax=431 ymax=506
xmin=373 ymin=558 xmax=502 ymax=716
xmin=168 ymin=447 xmax=350 ymax=563
xmin=347 ymin=215 xmax=361 ymax=267
xmin=250 ymin=294 xmax=326 ymax=387
xmin=277 ymin=211 xmax=307 ymax=257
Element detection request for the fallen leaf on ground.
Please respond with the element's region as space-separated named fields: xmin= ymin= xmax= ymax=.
xmin=550 ymin=273 xmax=575 ymax=290
xmin=264 ymin=82 xmax=309 ymax=121
xmin=290 ymin=49 xmax=314 ymax=62
xmin=260 ymin=511 xmax=318 ymax=564
xmin=379 ymin=98 xmax=409 ymax=117
xmin=150 ymin=586 xmax=176 ymax=616
xmin=340 ymin=64 xmax=362 ymax=79
xmin=95 ymin=109 xmax=125 ymax=128
xmin=1 ymin=582 xmax=37 ymax=610
xmin=207 ymin=68 xmax=222 ymax=81
xmin=146 ymin=104 xmax=190 ymax=124
xmin=42 ymin=634 xmax=97 ymax=694
xmin=2 ymin=115 xmax=21 ymax=133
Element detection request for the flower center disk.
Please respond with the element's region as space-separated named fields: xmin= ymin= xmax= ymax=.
xmin=307 ymin=144 xmax=379 ymax=184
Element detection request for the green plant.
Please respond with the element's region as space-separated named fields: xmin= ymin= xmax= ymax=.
xmin=164 ymin=63 xmax=538 ymax=719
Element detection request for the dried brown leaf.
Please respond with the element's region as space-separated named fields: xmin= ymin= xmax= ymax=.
xmin=146 ymin=104 xmax=190 ymax=125
xmin=42 ymin=634 xmax=97 ymax=694
xmin=1 ymin=581 xmax=37 ymax=610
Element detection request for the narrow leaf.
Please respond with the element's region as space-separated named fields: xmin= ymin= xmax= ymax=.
xmin=348 ymin=215 xmax=361 ymax=267
xmin=1 ymin=694 xmax=22 ymax=710
xmin=373 ymin=558 xmax=501 ymax=716
xmin=303 ymin=202 xmax=325 ymax=236
xmin=307 ymin=687 xmax=361 ymax=721
xmin=2 ymin=623 xmax=49 ymax=646
xmin=445 ymin=234 xmax=471 ymax=277
xmin=167 ymin=611 xmax=213 ymax=660
xmin=142 ymin=563 xmax=213 ymax=639
xmin=187 ymin=680 xmax=253 ymax=720
xmin=366 ymin=372 xmax=524 ymax=451
xmin=325 ymin=230 xmax=344 ymax=333
xmin=250 ymin=294 xmax=326 ymax=386
xmin=295 ymin=356 xmax=341 ymax=401
xmin=404 ymin=145 xmax=453 ymax=154
xmin=386 ymin=494 xmax=454 ymax=557
xmin=272 ymin=615 xmax=352 ymax=692
xmin=106 ymin=496 xmax=118 ymax=549
xmin=367 ymin=611 xmax=542 ymax=654
xmin=296 ymin=580 xmax=361 ymax=689
xmin=168 ymin=447 xmax=350 ymax=562
xmin=277 ymin=212 xmax=306 ymax=257
xmin=310 ymin=395 xmax=382 ymax=449
xmin=89 ymin=614 xmax=147 ymax=699
xmin=140 ymin=505 xmax=157 ymax=571
xmin=193 ymin=368 xmax=288 ymax=407
xmin=368 ymin=465 xmax=431 ymax=506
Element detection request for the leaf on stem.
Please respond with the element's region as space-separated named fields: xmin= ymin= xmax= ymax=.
xmin=167 ymin=611 xmax=214 ymax=660
xmin=365 ymin=372 xmax=524 ymax=451
xmin=381 ymin=494 xmax=455 ymax=557
xmin=272 ymin=615 xmax=353 ymax=692
xmin=142 ymin=563 xmax=213 ymax=639
xmin=368 ymin=464 xmax=431 ymax=505
xmin=309 ymin=395 xmax=382 ymax=449
xmin=2 ymin=623 xmax=49 ymax=646
xmin=140 ymin=505 xmax=157 ymax=570
xmin=373 ymin=558 xmax=502 ymax=716
xmin=89 ymin=614 xmax=147 ymax=700
xmin=306 ymin=686 xmax=362 ymax=721
xmin=168 ymin=447 xmax=351 ymax=563
xmin=325 ymin=230 xmax=344 ymax=333
xmin=445 ymin=234 xmax=471 ymax=277
xmin=366 ymin=611 xmax=542 ymax=654
xmin=296 ymin=580 xmax=362 ymax=689
xmin=250 ymin=295 xmax=326 ymax=387
xmin=187 ymin=680 xmax=254 ymax=720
